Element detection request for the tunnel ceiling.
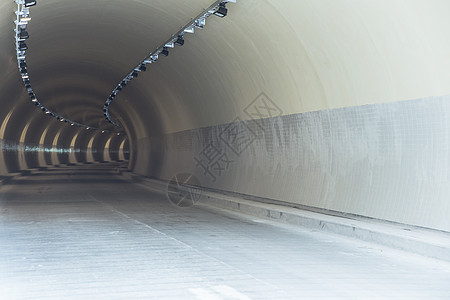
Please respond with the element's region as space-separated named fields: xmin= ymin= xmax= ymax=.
xmin=1 ymin=0 xmax=450 ymax=155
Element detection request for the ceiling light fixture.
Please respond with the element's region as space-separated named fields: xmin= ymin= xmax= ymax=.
xmin=18 ymin=41 xmax=28 ymax=51
xmin=103 ymin=0 xmax=236 ymax=127
xmin=175 ymin=35 xmax=184 ymax=46
xmin=160 ymin=47 xmax=169 ymax=57
xmin=13 ymin=0 xmax=121 ymax=135
xmin=214 ymin=3 xmax=228 ymax=17
xmin=195 ymin=18 xmax=206 ymax=29
xmin=139 ymin=64 xmax=146 ymax=72
xmin=18 ymin=29 xmax=29 ymax=39
xmin=24 ymin=0 xmax=37 ymax=8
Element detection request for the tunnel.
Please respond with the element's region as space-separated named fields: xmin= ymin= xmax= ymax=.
xmin=1 ymin=0 xmax=450 ymax=298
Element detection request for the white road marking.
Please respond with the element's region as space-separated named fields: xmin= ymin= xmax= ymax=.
xmin=213 ymin=285 xmax=253 ymax=300
xmin=189 ymin=287 xmax=222 ymax=300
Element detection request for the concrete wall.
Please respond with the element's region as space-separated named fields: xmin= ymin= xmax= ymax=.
xmin=136 ymin=95 xmax=450 ymax=232
xmin=125 ymin=0 xmax=450 ymax=232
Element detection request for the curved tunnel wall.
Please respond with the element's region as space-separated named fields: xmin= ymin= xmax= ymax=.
xmin=127 ymin=0 xmax=450 ymax=232
xmin=1 ymin=0 xmax=450 ymax=231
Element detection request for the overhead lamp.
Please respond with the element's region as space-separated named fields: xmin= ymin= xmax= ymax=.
xmin=17 ymin=8 xmax=30 ymax=16
xmin=175 ymin=35 xmax=184 ymax=46
xmin=18 ymin=41 xmax=28 ymax=51
xmin=214 ymin=3 xmax=227 ymax=18
xmin=17 ymin=51 xmax=26 ymax=59
xmin=184 ymin=25 xmax=194 ymax=34
xmin=195 ymin=18 xmax=206 ymax=29
xmin=24 ymin=0 xmax=37 ymax=7
xmin=18 ymin=29 xmax=29 ymax=39
xmin=161 ymin=47 xmax=169 ymax=57
xmin=165 ymin=42 xmax=174 ymax=48
xmin=16 ymin=20 xmax=28 ymax=26
xmin=102 ymin=0 xmax=235 ymax=127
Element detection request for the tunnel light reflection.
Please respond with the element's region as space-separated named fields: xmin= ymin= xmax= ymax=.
xmin=1 ymin=141 xmax=80 ymax=153
xmin=13 ymin=0 xmax=121 ymax=135
xmin=103 ymin=0 xmax=236 ymax=127
xmin=1 ymin=140 xmax=130 ymax=155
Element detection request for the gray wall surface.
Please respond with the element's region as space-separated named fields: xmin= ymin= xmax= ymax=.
xmin=135 ymin=95 xmax=450 ymax=232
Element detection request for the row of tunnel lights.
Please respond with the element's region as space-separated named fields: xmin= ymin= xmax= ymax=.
xmin=13 ymin=0 xmax=119 ymax=135
xmin=104 ymin=0 xmax=236 ymax=127
xmin=14 ymin=0 xmax=235 ymax=133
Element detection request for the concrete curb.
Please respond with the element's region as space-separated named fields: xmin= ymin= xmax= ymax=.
xmin=198 ymin=193 xmax=450 ymax=262
xmin=123 ymin=172 xmax=450 ymax=262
